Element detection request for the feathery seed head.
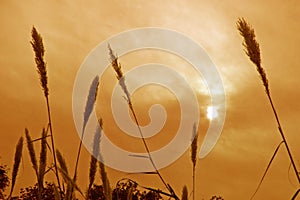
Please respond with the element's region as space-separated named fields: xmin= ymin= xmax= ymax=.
xmin=237 ymin=18 xmax=269 ymax=94
xmin=31 ymin=26 xmax=49 ymax=97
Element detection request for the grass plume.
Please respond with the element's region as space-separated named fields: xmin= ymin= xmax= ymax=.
xmin=88 ymin=119 xmax=102 ymax=194
xmin=108 ymin=44 xmax=130 ymax=102
xmin=99 ymin=160 xmax=112 ymax=200
xmin=73 ymin=76 xmax=99 ymax=183
xmin=56 ymin=149 xmax=74 ymax=200
xmin=25 ymin=128 xmax=38 ymax=177
xmin=31 ymin=26 xmax=62 ymax=193
xmin=190 ymin=123 xmax=198 ymax=200
xmin=57 ymin=167 xmax=84 ymax=199
xmin=181 ymin=185 xmax=188 ymax=200
xmin=31 ymin=26 xmax=48 ymax=97
xmin=237 ymin=18 xmax=269 ymax=95
xmin=9 ymin=136 xmax=23 ymax=198
xmin=237 ymin=18 xmax=300 ymax=198
xmin=96 ymin=120 xmax=112 ymax=200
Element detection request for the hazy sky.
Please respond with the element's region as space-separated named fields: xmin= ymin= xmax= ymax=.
xmin=1 ymin=1 xmax=300 ymax=199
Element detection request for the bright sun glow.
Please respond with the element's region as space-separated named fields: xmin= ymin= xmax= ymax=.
xmin=207 ymin=106 xmax=218 ymax=120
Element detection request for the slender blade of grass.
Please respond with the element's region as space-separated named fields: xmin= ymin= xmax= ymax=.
xmin=291 ymin=188 xmax=300 ymax=200
xmin=73 ymin=76 xmax=99 ymax=181
xmin=250 ymin=141 xmax=284 ymax=200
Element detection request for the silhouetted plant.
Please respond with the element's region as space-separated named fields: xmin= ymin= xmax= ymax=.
xmin=210 ymin=195 xmax=224 ymax=200
xmin=8 ymin=136 xmax=23 ymax=199
xmin=87 ymin=184 xmax=105 ymax=200
xmin=0 ymin=164 xmax=9 ymax=199
xmin=237 ymin=18 xmax=300 ymax=199
xmin=31 ymin=26 xmax=62 ymax=193
xmin=181 ymin=186 xmax=188 ymax=200
xmin=108 ymin=45 xmax=179 ymax=200
xmin=190 ymin=123 xmax=198 ymax=200
xmin=20 ymin=182 xmax=64 ymax=200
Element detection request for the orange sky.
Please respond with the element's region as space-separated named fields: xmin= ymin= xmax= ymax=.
xmin=1 ymin=1 xmax=300 ymax=199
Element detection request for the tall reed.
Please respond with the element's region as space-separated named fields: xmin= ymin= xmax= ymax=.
xmin=73 ymin=75 xmax=99 ymax=182
xmin=8 ymin=136 xmax=23 ymax=199
xmin=31 ymin=26 xmax=62 ymax=193
xmin=108 ymin=44 xmax=179 ymax=200
xmin=237 ymin=18 xmax=300 ymax=196
xmin=190 ymin=123 xmax=198 ymax=200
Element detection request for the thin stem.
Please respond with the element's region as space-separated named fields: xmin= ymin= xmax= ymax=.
xmin=193 ymin=165 xmax=195 ymax=200
xmin=128 ymin=102 xmax=179 ymax=200
xmin=291 ymin=188 xmax=300 ymax=200
xmin=45 ymin=96 xmax=62 ymax=193
xmin=266 ymin=92 xmax=300 ymax=184
xmin=73 ymin=133 xmax=83 ymax=180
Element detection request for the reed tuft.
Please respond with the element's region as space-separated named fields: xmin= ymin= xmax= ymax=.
xmin=181 ymin=185 xmax=188 ymax=200
xmin=99 ymin=160 xmax=112 ymax=200
xmin=56 ymin=149 xmax=74 ymax=200
xmin=56 ymin=149 xmax=69 ymax=177
xmin=83 ymin=76 xmax=99 ymax=134
xmin=73 ymin=75 xmax=100 ymax=196
xmin=57 ymin=166 xmax=84 ymax=199
xmin=108 ymin=44 xmax=131 ymax=103
xmin=191 ymin=123 xmax=198 ymax=168
xmin=9 ymin=136 xmax=24 ymax=198
xmin=96 ymin=120 xmax=112 ymax=200
xmin=237 ymin=18 xmax=269 ymax=94
xmin=31 ymin=26 xmax=48 ymax=97
xmin=88 ymin=120 xmax=102 ymax=192
xmin=25 ymin=128 xmax=38 ymax=176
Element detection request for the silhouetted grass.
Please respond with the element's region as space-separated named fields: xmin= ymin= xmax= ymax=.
xmin=8 ymin=136 xmax=23 ymax=199
xmin=237 ymin=17 xmax=300 ymax=199
xmin=31 ymin=26 xmax=62 ymax=193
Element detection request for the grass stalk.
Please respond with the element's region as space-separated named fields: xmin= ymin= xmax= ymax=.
xmin=108 ymin=45 xmax=179 ymax=200
xmin=237 ymin=18 xmax=300 ymax=197
xmin=73 ymin=76 xmax=99 ymax=180
xmin=31 ymin=26 xmax=62 ymax=193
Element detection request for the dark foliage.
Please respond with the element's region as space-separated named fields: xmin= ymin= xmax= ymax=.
xmin=210 ymin=195 xmax=224 ymax=200
xmin=0 ymin=164 xmax=9 ymax=199
xmin=20 ymin=182 xmax=63 ymax=200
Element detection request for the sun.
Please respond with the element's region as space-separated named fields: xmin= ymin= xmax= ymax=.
xmin=206 ymin=106 xmax=218 ymax=120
